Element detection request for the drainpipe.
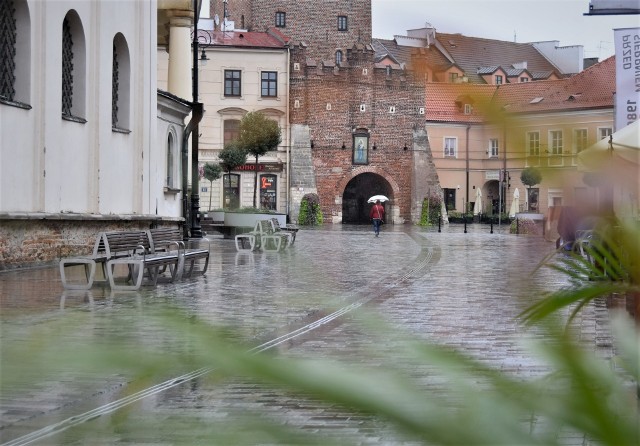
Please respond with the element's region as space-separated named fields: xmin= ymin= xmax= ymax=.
xmin=465 ymin=124 xmax=470 ymax=213
xmin=181 ymin=103 xmax=204 ymax=239
xmin=285 ymin=45 xmax=291 ymax=222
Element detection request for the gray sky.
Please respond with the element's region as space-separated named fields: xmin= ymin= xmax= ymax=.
xmin=371 ymin=0 xmax=640 ymax=60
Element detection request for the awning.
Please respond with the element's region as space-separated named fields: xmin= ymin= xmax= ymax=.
xmin=577 ymin=121 xmax=639 ymax=172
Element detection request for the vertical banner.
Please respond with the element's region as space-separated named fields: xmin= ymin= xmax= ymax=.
xmin=614 ymin=27 xmax=640 ymax=131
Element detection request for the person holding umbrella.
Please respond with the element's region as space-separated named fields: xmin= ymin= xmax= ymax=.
xmin=369 ymin=199 xmax=385 ymax=237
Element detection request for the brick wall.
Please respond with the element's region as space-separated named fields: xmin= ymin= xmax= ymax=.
xmin=289 ymin=44 xmax=441 ymax=223
xmin=0 ymin=219 xmax=181 ymax=271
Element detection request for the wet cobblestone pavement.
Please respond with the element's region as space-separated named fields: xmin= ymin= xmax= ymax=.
xmin=0 ymin=224 xmax=622 ymax=445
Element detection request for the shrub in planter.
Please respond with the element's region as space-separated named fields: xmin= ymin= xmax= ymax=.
xmin=419 ymin=195 xmax=442 ymax=226
xmin=298 ymin=193 xmax=323 ymax=226
xmin=510 ymin=218 xmax=540 ymax=235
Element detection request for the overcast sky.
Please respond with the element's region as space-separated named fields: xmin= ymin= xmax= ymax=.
xmin=371 ymin=0 xmax=640 ymax=60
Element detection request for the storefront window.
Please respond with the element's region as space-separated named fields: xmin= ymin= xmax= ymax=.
xmin=259 ymin=174 xmax=277 ymax=210
xmin=223 ymin=174 xmax=240 ymax=209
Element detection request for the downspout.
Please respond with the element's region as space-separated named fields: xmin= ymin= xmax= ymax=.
xmin=181 ymin=103 xmax=204 ymax=239
xmin=465 ymin=124 xmax=470 ymax=212
xmin=285 ymin=44 xmax=291 ymax=221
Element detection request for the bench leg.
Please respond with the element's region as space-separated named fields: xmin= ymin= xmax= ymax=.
xmin=261 ymin=236 xmax=282 ymax=252
xmin=107 ymin=259 xmax=144 ymax=291
xmin=235 ymin=234 xmax=256 ymax=252
xmin=60 ymin=259 xmax=96 ymax=290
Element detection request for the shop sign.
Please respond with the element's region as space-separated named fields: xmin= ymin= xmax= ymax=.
xmin=235 ymin=163 xmax=283 ymax=172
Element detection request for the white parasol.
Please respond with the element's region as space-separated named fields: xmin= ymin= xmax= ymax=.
xmin=472 ymin=188 xmax=483 ymax=215
xmin=509 ymin=188 xmax=520 ymax=218
xmin=367 ymin=195 xmax=390 ymax=203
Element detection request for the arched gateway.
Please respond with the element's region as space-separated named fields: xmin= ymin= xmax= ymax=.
xmin=342 ymin=172 xmax=393 ymax=224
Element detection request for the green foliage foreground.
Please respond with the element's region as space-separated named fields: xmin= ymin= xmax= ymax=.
xmin=2 ymin=299 xmax=638 ymax=444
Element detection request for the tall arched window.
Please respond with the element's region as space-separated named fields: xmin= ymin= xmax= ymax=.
xmin=112 ymin=33 xmax=130 ymax=131
xmin=0 ymin=0 xmax=30 ymax=107
xmin=166 ymin=130 xmax=176 ymax=188
xmin=61 ymin=10 xmax=86 ymax=122
xmin=335 ymin=50 xmax=343 ymax=66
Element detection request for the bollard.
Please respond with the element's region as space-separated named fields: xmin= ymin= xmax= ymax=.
xmin=438 ymin=216 xmax=441 ymax=232
xmin=516 ymin=218 xmax=519 ymax=235
xmin=463 ymin=214 xmax=467 ymax=233
xmin=490 ymin=217 xmax=494 ymax=234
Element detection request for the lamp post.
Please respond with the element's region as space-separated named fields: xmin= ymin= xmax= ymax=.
xmin=189 ymin=1 xmax=213 ymax=238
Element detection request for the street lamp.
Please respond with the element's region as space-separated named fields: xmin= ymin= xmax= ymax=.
xmin=188 ymin=2 xmax=214 ymax=238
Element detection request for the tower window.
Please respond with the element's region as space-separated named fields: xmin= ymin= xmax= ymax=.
xmin=337 ymin=16 xmax=347 ymax=31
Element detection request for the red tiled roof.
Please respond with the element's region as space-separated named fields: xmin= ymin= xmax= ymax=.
xmin=434 ymin=32 xmax=560 ymax=83
xmin=494 ymin=56 xmax=615 ymax=113
xmin=425 ymin=56 xmax=616 ymax=121
xmin=200 ymin=29 xmax=290 ymax=49
xmin=373 ymin=38 xmax=452 ymax=73
xmin=425 ymin=83 xmax=497 ymax=123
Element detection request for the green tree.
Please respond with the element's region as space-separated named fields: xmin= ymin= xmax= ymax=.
xmin=202 ymin=163 xmax=222 ymax=211
xmin=238 ymin=112 xmax=282 ymax=208
xmin=218 ymin=141 xmax=247 ymax=208
xmin=520 ymin=167 xmax=542 ymax=211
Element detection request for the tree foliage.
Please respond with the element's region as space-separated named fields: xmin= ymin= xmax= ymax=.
xmin=237 ymin=112 xmax=282 ymax=208
xmin=218 ymin=141 xmax=247 ymax=174
xmin=520 ymin=167 xmax=542 ymax=188
xmin=203 ymin=163 xmax=223 ymax=210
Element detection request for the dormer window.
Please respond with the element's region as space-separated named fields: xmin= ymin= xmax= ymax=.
xmin=464 ymin=104 xmax=472 ymax=115
xmin=495 ymin=75 xmax=503 ymax=85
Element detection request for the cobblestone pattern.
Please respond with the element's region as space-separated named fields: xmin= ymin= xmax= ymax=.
xmin=0 ymin=225 xmax=624 ymax=445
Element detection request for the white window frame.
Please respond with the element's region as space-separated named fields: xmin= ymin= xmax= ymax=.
xmin=573 ymin=128 xmax=588 ymax=153
xmin=489 ymin=138 xmax=498 ymax=158
xmin=526 ymin=131 xmax=540 ymax=167
xmin=464 ymin=104 xmax=472 ymax=115
xmin=549 ymin=130 xmax=563 ymax=155
xmin=165 ymin=127 xmax=178 ymax=189
xmin=598 ymin=127 xmax=612 ymax=140
xmin=444 ymin=137 xmax=457 ymax=158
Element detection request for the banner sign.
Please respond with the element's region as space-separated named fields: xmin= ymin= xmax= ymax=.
xmin=614 ymin=27 xmax=640 ymax=131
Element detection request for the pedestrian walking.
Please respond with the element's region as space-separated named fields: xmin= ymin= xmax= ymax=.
xmin=369 ymin=200 xmax=385 ymax=237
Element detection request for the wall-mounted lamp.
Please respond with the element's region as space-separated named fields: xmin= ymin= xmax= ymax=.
xmin=310 ymin=140 xmax=314 ymax=149
xmin=403 ymin=143 xmax=408 ymax=151
xmin=372 ymin=143 xmax=377 ymax=150
xmin=200 ymin=48 xmax=209 ymax=63
xmin=341 ymin=142 xmax=346 ymax=149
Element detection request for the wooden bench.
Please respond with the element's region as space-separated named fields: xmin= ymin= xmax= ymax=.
xmin=147 ymin=227 xmax=210 ymax=278
xmin=60 ymin=230 xmax=149 ymax=290
xmin=60 ymin=230 xmax=180 ymax=291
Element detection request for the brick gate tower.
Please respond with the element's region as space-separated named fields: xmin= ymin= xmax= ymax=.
xmin=209 ymin=0 xmax=441 ymax=223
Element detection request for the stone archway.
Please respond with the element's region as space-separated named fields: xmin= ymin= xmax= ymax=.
xmin=342 ymin=172 xmax=393 ymax=224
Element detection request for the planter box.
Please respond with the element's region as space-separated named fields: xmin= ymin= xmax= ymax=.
xmin=516 ymin=212 xmax=544 ymax=221
xmin=223 ymin=212 xmax=286 ymax=229
xmin=208 ymin=211 xmax=225 ymax=224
